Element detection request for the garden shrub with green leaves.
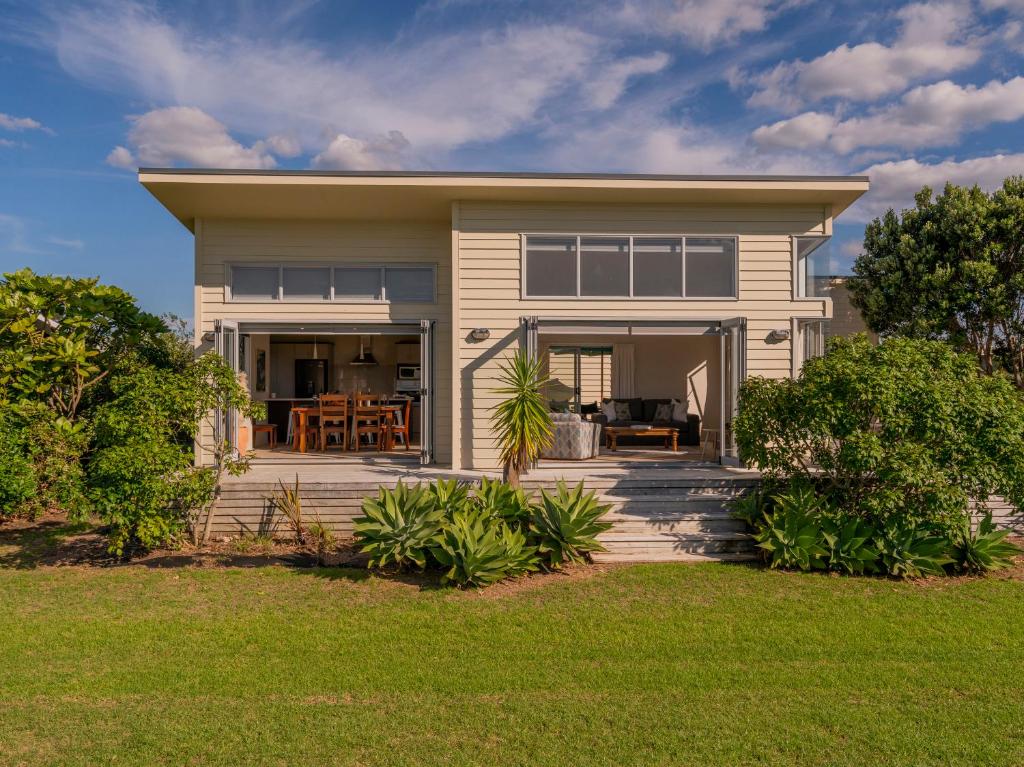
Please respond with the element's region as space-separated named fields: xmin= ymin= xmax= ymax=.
xmin=0 ymin=269 xmax=263 ymax=554
xmin=353 ymin=478 xmax=611 ymax=587
xmin=731 ymin=336 xmax=1024 ymax=577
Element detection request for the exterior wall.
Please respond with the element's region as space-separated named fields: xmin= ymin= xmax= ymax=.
xmin=194 ymin=218 xmax=452 ymax=464
xmin=455 ymin=201 xmax=830 ymax=469
xmin=821 ymin=277 xmax=878 ymax=342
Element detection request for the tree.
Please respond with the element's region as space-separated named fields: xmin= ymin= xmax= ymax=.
xmin=734 ymin=336 xmax=1024 ymax=529
xmin=490 ymin=352 xmax=552 ymax=487
xmin=849 ymin=177 xmax=1024 ymax=385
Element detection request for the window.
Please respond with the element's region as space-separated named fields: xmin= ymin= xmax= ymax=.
xmin=229 ymin=264 xmax=435 ymax=303
xmin=795 ymin=236 xmax=831 ymax=298
xmin=525 ymin=237 xmax=576 ymax=296
xmin=335 ymin=267 xmax=382 ymax=300
xmin=633 ymin=238 xmax=682 ymax=297
xmin=230 ymin=266 xmax=279 ymax=300
xmin=384 ymin=267 xmax=434 ymax=302
xmin=283 ymin=267 xmax=330 ymax=300
xmin=523 ymin=234 xmax=736 ymax=299
xmin=685 ymin=238 xmax=736 ymax=298
xmin=796 ymin=318 xmax=828 ymax=373
xmin=580 ymin=237 xmax=629 ymax=296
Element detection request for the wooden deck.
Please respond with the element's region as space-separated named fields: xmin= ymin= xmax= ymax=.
xmin=210 ymin=456 xmax=759 ymax=562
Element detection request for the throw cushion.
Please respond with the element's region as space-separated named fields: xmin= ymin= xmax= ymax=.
xmin=602 ymin=400 xmax=618 ymax=420
xmin=671 ymin=398 xmax=688 ymax=421
xmin=613 ymin=401 xmax=632 ymax=420
xmin=653 ymin=402 xmax=673 ymax=422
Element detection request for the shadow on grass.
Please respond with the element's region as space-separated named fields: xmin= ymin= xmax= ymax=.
xmin=0 ymin=517 xmax=113 ymax=569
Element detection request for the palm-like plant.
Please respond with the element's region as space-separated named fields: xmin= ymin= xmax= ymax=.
xmin=490 ymin=351 xmax=552 ymax=487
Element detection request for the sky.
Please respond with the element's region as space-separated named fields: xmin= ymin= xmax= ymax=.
xmin=2 ymin=0 xmax=1023 ymax=318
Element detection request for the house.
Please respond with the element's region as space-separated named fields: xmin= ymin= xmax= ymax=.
xmin=140 ymin=170 xmax=869 ymax=473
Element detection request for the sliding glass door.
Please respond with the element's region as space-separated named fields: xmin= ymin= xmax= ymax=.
xmin=214 ymin=319 xmax=240 ymax=459
xmin=720 ymin=317 xmax=747 ymax=465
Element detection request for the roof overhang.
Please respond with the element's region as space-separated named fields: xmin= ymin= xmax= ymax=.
xmin=138 ymin=169 xmax=870 ymax=231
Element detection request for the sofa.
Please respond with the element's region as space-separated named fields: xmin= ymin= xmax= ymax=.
xmin=540 ymin=412 xmax=602 ymax=460
xmin=590 ymin=398 xmax=701 ymax=446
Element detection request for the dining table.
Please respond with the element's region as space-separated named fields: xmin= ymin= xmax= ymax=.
xmin=289 ymin=400 xmax=408 ymax=453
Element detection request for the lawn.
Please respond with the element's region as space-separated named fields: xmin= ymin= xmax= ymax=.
xmin=1 ymin=531 xmax=1022 ymax=766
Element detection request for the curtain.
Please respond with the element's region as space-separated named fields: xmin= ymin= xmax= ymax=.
xmin=612 ymin=343 xmax=636 ymax=398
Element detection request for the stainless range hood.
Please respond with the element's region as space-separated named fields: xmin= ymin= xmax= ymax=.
xmin=350 ymin=336 xmax=378 ymax=366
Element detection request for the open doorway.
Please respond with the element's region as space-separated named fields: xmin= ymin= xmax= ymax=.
xmin=526 ymin=317 xmax=746 ymax=465
xmin=214 ymin=320 xmax=435 ymax=465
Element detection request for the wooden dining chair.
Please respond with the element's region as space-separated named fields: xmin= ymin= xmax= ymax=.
xmin=352 ymin=393 xmax=383 ymax=451
xmin=387 ymin=397 xmax=412 ymax=451
xmin=318 ymin=394 xmax=348 ymax=452
xmin=291 ymin=407 xmax=320 ymax=451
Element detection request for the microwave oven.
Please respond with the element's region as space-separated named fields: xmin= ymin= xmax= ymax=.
xmin=397 ymin=364 xmax=421 ymax=381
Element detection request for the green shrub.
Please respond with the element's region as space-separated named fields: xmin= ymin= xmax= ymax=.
xmin=821 ymin=517 xmax=879 ymax=575
xmin=432 ymin=509 xmax=539 ymax=587
xmin=530 ymin=481 xmax=613 ymax=568
xmin=735 ymin=336 xmax=1024 ymax=531
xmin=428 ymin=478 xmax=471 ymax=514
xmin=473 ymin=475 xmax=532 ymax=524
xmin=950 ymin=512 xmax=1022 ymax=573
xmin=876 ymin=522 xmax=953 ymax=578
xmin=354 ymin=481 xmax=446 ymax=569
xmin=753 ymin=483 xmax=828 ymax=571
xmin=0 ymin=408 xmax=34 ymax=518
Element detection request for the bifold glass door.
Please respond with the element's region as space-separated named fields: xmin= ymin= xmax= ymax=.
xmin=546 ymin=346 xmax=612 ymax=413
xmin=419 ymin=319 xmax=435 ymax=465
xmin=214 ymin=319 xmax=240 ymax=459
xmin=720 ymin=317 xmax=747 ymax=465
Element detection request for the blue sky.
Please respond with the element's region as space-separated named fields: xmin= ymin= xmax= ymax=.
xmin=2 ymin=0 xmax=1023 ymax=318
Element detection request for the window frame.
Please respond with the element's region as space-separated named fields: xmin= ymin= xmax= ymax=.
xmin=792 ymin=235 xmax=833 ymax=301
xmin=791 ymin=316 xmax=830 ymax=376
xmin=225 ymin=262 xmax=438 ymax=304
xmin=520 ymin=233 xmax=739 ymax=301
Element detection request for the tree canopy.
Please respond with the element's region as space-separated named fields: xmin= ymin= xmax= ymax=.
xmin=848 ymin=177 xmax=1024 ymax=385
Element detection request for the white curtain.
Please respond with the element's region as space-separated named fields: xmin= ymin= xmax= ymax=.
xmin=612 ymin=343 xmax=636 ymax=398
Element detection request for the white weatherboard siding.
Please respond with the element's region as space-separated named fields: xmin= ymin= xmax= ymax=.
xmin=456 ymin=201 xmax=830 ymax=470
xmin=195 ymin=218 xmax=452 ymax=464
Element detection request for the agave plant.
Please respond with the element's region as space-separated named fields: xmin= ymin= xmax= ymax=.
xmin=428 ymin=478 xmax=471 ymax=514
xmin=530 ymin=480 xmax=613 ymax=567
xmin=490 ymin=351 xmax=552 ymax=487
xmin=821 ymin=517 xmax=879 ymax=575
xmin=473 ymin=476 xmax=533 ymax=525
xmin=353 ymin=481 xmax=445 ymax=569
xmin=432 ymin=509 xmax=538 ymax=587
xmin=876 ymin=521 xmax=953 ymax=578
xmin=754 ymin=508 xmax=827 ymax=571
xmin=950 ymin=511 xmax=1022 ymax=573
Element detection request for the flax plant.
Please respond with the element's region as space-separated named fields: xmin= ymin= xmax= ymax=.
xmin=490 ymin=352 xmax=552 ymax=487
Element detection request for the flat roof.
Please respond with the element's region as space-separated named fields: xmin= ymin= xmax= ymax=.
xmin=139 ymin=168 xmax=870 ymax=230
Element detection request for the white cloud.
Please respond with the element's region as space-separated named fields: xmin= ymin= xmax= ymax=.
xmin=47 ymin=2 xmax=631 ymax=165
xmin=47 ymin=236 xmax=85 ymax=250
xmin=312 ymin=131 xmax=411 ymax=171
xmin=851 ymin=153 xmax=1024 ymax=221
xmin=106 ymin=106 xmax=279 ymax=169
xmin=751 ymin=111 xmax=834 ymax=149
xmin=745 ymin=2 xmax=979 ymax=110
xmin=755 ymin=77 xmax=1024 ymax=154
xmin=583 ymin=52 xmax=671 ymax=110
xmin=612 ymin=0 xmax=790 ymax=48
xmin=0 ymin=112 xmax=51 ymax=133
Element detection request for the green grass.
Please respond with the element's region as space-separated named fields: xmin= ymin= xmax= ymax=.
xmin=1 ymin=557 xmax=1022 ymax=766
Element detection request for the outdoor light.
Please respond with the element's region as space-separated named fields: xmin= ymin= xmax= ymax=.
xmin=470 ymin=327 xmax=491 ymax=341
xmin=768 ymin=328 xmax=791 ymax=342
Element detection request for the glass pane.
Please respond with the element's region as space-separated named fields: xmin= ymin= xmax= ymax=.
xmin=335 ymin=268 xmax=381 ymax=300
xmin=231 ymin=266 xmax=278 ymax=300
xmin=580 ymin=237 xmax=629 ymax=296
xmin=685 ymin=238 xmax=736 ymax=297
xmin=282 ymin=267 xmax=330 ymax=300
xmin=525 ymin=236 xmax=576 ymax=296
xmin=385 ymin=267 xmax=434 ymax=302
xmin=633 ymin=238 xmax=683 ymax=297
xmin=796 ymin=237 xmax=831 ymax=298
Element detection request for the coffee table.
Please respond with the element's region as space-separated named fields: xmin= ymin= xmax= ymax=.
xmin=604 ymin=425 xmax=678 ymax=452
